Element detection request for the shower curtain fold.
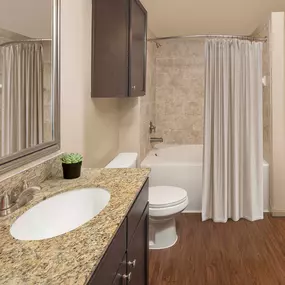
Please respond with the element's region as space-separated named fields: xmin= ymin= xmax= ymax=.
xmin=0 ymin=43 xmax=44 ymax=157
xmin=202 ymin=39 xmax=263 ymax=223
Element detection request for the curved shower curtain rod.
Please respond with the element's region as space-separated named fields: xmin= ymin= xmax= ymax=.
xmin=148 ymin=34 xmax=267 ymax=47
xmin=0 ymin=39 xmax=52 ymax=48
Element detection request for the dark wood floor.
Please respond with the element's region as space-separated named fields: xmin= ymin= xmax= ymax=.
xmin=149 ymin=214 xmax=285 ymax=285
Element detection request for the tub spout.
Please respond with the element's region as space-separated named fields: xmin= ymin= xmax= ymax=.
xmin=150 ymin=137 xmax=163 ymax=143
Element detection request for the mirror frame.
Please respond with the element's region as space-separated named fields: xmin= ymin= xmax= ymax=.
xmin=0 ymin=0 xmax=61 ymax=175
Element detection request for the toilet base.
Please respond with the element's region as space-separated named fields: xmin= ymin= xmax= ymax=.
xmin=149 ymin=216 xmax=178 ymax=250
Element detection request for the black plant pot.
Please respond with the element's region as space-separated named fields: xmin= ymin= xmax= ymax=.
xmin=62 ymin=162 xmax=82 ymax=179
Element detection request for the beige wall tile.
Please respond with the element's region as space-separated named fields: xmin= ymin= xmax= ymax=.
xmin=155 ymin=39 xmax=205 ymax=144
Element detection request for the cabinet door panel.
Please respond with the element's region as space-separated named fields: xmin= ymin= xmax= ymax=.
xmin=88 ymin=220 xmax=127 ymax=285
xmin=129 ymin=0 xmax=147 ymax=97
xmin=127 ymin=204 xmax=149 ymax=285
xmin=92 ymin=0 xmax=129 ymax=97
xmin=128 ymin=179 xmax=148 ymax=245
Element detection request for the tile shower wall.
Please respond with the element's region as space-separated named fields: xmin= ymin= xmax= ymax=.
xmin=253 ymin=23 xmax=271 ymax=162
xmin=139 ymin=32 xmax=156 ymax=160
xmin=155 ymin=39 xmax=205 ymax=144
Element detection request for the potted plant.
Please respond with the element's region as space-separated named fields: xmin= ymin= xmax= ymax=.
xmin=61 ymin=153 xmax=83 ymax=179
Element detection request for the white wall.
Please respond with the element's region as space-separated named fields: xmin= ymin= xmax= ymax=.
xmin=142 ymin=0 xmax=285 ymax=37
xmin=270 ymin=12 xmax=285 ymax=215
xmin=61 ymin=0 xmax=120 ymax=168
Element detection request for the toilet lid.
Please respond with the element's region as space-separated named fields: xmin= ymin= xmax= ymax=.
xmin=149 ymin=186 xmax=188 ymax=208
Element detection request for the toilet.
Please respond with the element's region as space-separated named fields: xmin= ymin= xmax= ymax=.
xmin=105 ymin=152 xmax=137 ymax=168
xmin=149 ymin=186 xmax=188 ymax=249
xmin=105 ymin=153 xmax=188 ymax=250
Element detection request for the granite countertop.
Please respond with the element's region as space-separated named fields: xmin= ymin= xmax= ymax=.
xmin=0 ymin=168 xmax=150 ymax=285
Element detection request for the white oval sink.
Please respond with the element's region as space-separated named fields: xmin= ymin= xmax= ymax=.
xmin=10 ymin=188 xmax=110 ymax=241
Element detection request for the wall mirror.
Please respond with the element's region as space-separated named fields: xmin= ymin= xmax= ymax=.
xmin=0 ymin=0 xmax=60 ymax=174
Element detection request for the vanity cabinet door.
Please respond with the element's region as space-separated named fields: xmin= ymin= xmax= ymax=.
xmin=129 ymin=0 xmax=147 ymax=97
xmin=127 ymin=204 xmax=149 ymax=285
xmin=88 ymin=220 xmax=127 ymax=285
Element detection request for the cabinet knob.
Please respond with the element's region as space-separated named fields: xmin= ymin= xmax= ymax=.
xmin=128 ymin=259 xmax=136 ymax=268
xmin=132 ymin=85 xmax=136 ymax=90
xmin=122 ymin=272 xmax=132 ymax=282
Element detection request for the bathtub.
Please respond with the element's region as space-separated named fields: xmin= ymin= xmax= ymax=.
xmin=141 ymin=144 xmax=270 ymax=213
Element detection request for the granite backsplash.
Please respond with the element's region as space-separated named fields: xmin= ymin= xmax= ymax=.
xmin=0 ymin=152 xmax=62 ymax=197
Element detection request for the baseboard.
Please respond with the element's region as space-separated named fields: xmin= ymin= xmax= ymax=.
xmin=182 ymin=210 xmax=201 ymax=214
xmin=271 ymin=210 xmax=285 ymax=217
xmin=182 ymin=210 xmax=271 ymax=214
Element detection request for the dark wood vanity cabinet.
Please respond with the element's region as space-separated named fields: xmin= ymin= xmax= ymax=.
xmin=88 ymin=179 xmax=149 ymax=285
xmin=127 ymin=206 xmax=149 ymax=285
xmin=91 ymin=0 xmax=147 ymax=98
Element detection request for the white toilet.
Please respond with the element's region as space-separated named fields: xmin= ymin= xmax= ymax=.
xmin=105 ymin=152 xmax=137 ymax=168
xmin=105 ymin=153 xmax=188 ymax=250
xmin=149 ymin=186 xmax=188 ymax=249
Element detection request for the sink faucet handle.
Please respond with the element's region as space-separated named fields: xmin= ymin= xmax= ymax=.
xmin=0 ymin=192 xmax=15 ymax=210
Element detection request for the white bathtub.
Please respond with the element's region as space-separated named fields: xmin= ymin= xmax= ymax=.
xmin=141 ymin=144 xmax=269 ymax=213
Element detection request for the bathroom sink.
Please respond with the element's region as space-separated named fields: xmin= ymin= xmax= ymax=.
xmin=10 ymin=188 xmax=110 ymax=241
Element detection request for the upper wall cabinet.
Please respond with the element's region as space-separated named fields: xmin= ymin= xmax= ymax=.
xmin=91 ymin=0 xmax=147 ymax=98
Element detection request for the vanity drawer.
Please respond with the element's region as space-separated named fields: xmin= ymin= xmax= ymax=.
xmin=127 ymin=179 xmax=149 ymax=245
xmin=88 ymin=219 xmax=127 ymax=285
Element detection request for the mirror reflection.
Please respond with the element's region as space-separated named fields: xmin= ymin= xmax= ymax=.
xmin=0 ymin=0 xmax=53 ymax=158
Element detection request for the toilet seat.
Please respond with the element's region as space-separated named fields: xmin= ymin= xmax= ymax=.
xmin=149 ymin=186 xmax=188 ymax=217
xmin=149 ymin=186 xmax=187 ymax=208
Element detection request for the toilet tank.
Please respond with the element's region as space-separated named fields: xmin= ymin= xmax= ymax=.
xmin=105 ymin=153 xmax=138 ymax=168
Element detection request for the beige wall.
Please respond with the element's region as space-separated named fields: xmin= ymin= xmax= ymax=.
xmin=270 ymin=12 xmax=285 ymax=214
xmin=253 ymin=23 xmax=271 ymax=163
xmin=155 ymin=39 xmax=204 ymax=144
xmin=118 ymin=98 xmax=140 ymax=155
xmin=61 ymin=0 xmax=120 ymax=168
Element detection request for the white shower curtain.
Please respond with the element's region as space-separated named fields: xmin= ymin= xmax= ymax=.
xmin=202 ymin=39 xmax=263 ymax=223
xmin=1 ymin=43 xmax=44 ymax=157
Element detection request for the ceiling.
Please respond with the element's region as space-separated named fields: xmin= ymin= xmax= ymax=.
xmin=141 ymin=0 xmax=285 ymax=37
xmin=0 ymin=0 xmax=52 ymax=38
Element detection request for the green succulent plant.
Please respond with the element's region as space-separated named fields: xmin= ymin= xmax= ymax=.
xmin=61 ymin=153 xmax=83 ymax=164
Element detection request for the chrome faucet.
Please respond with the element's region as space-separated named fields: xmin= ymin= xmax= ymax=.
xmin=0 ymin=180 xmax=40 ymax=217
xmin=149 ymin=121 xmax=156 ymax=134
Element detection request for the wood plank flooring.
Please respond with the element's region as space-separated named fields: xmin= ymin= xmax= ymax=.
xmin=149 ymin=214 xmax=285 ymax=285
